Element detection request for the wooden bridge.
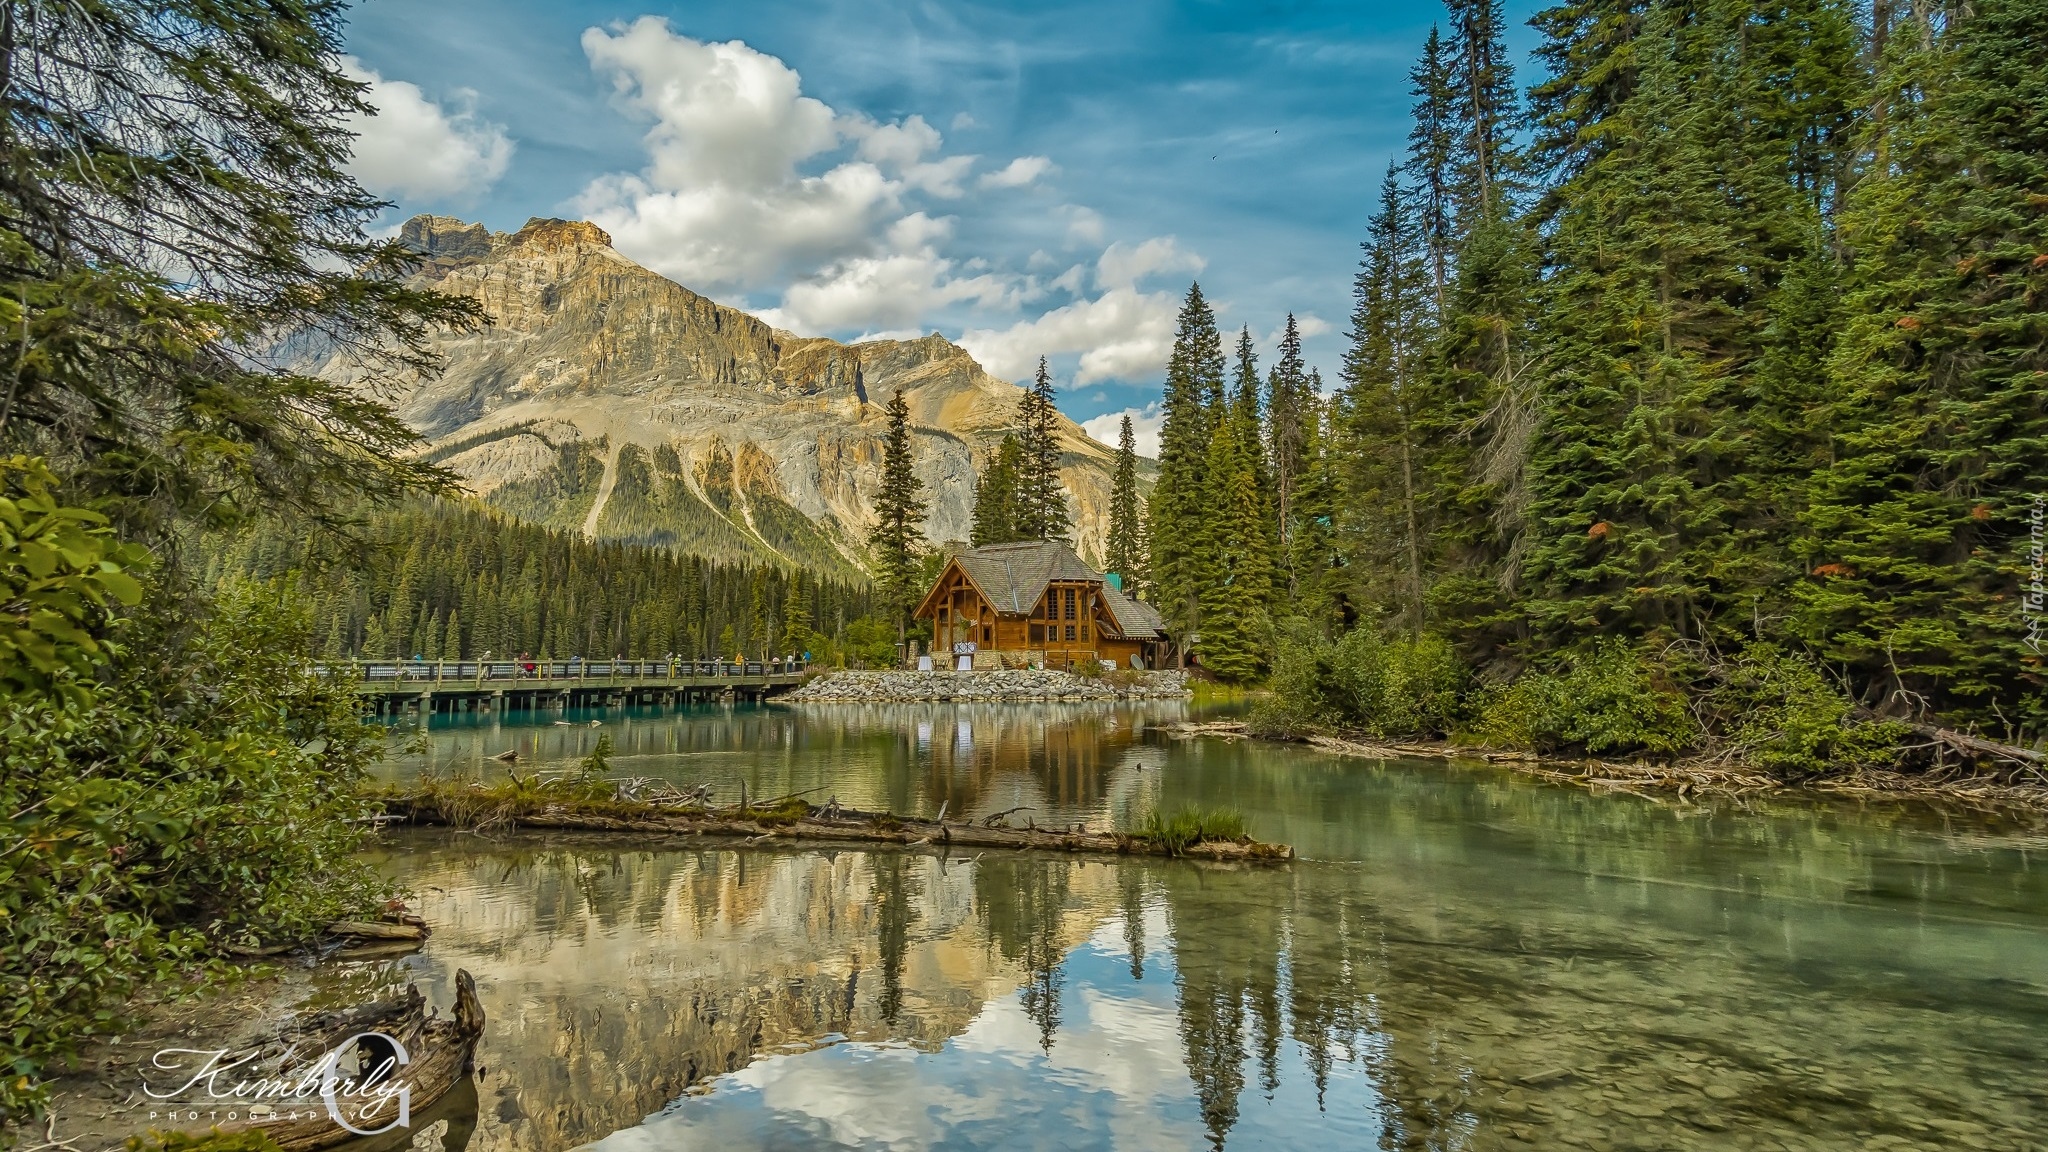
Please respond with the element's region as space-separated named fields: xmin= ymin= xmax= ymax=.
xmin=329 ymin=658 xmax=811 ymax=717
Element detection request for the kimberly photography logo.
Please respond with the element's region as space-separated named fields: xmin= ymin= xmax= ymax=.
xmin=142 ymin=1032 xmax=414 ymax=1136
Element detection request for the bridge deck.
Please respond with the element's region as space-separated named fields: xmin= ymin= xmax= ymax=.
xmin=329 ymin=659 xmax=809 ymax=703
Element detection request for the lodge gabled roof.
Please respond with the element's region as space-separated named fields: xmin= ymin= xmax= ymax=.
xmin=913 ymin=540 xmax=1167 ymax=639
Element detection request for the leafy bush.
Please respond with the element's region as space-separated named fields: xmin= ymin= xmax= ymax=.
xmin=1470 ymin=641 xmax=1696 ymax=757
xmin=3 ymin=465 xmax=391 ymax=1127
xmin=1131 ymin=806 xmax=1249 ymax=855
xmin=1252 ymin=623 xmax=1468 ymax=738
xmin=1708 ymin=644 xmax=1906 ymax=776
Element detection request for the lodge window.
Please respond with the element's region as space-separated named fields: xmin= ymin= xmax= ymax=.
xmin=1065 ymin=624 xmax=1076 ymax=641
xmin=1064 ymin=589 xmax=1076 ymax=619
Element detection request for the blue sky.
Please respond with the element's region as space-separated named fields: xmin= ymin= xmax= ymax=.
xmin=340 ymin=0 xmax=1543 ymax=448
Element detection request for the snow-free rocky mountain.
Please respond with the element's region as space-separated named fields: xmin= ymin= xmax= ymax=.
xmin=313 ymin=214 xmax=1146 ymax=578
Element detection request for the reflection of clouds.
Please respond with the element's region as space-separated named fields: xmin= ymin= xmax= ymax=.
xmin=584 ymin=975 xmax=1210 ymax=1152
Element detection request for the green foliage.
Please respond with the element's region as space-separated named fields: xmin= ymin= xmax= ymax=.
xmin=0 ymin=457 xmax=147 ymax=696
xmin=1253 ymin=624 xmax=1465 ymax=738
xmin=1470 ymin=642 xmax=1696 ymax=757
xmin=1707 ymin=645 xmax=1907 ymax=776
xmin=1104 ymin=416 xmax=1146 ymax=591
xmin=1013 ymin=359 xmax=1071 ymax=544
xmin=2 ymin=570 xmax=390 ymax=1126
xmin=1131 ymin=806 xmax=1249 ymax=856
xmin=580 ymin=733 xmax=616 ymax=777
xmin=0 ymin=0 xmax=481 ymax=533
xmin=842 ymin=617 xmax=902 ymax=668
xmin=971 ymin=436 xmax=1027 ymax=547
xmin=869 ymin=389 xmax=929 ymax=637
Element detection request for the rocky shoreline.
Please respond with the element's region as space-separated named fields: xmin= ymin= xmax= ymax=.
xmin=784 ymin=668 xmax=1191 ymax=703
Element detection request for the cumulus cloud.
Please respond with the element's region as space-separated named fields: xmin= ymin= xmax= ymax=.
xmin=570 ymin=19 xmax=1184 ymax=387
xmin=979 ymin=156 xmax=1055 ymax=189
xmin=340 ymin=58 xmax=512 ymax=202
xmin=958 ymin=286 xmax=1178 ymax=384
xmin=1095 ymin=237 xmax=1204 ymax=290
xmin=1058 ymin=205 xmax=1105 ymax=247
xmin=576 ymin=19 xmax=920 ymax=288
xmin=1082 ymin=403 xmax=1164 ymax=458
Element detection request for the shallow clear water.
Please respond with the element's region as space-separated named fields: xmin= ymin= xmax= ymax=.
xmin=369 ymin=702 xmax=2048 ymax=1151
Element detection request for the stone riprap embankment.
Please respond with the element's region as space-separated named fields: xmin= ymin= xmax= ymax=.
xmin=785 ymin=669 xmax=1189 ymax=703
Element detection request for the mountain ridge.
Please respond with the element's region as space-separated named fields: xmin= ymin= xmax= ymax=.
xmin=306 ymin=214 xmax=1146 ymax=577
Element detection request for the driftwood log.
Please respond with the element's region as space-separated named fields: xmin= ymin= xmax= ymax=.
xmin=162 ymin=971 xmax=485 ymax=1152
xmin=383 ymin=796 xmax=1293 ymax=862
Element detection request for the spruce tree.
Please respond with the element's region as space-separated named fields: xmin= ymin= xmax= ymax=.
xmin=1267 ymin=315 xmax=1311 ymax=554
xmin=1148 ymin=283 xmax=1227 ymax=640
xmin=1339 ymin=167 xmax=1437 ymax=635
xmin=1106 ymin=415 xmax=1146 ymax=591
xmin=971 ymin=435 xmax=1025 ymax=546
xmin=869 ymin=388 xmax=929 ymax=644
xmin=1196 ymin=420 xmax=1272 ymax=682
xmin=1794 ymin=0 xmax=2048 ymax=726
xmin=1406 ymin=26 xmax=1459 ymax=310
xmin=1014 ymin=358 xmax=1071 ymax=543
xmin=1445 ymin=0 xmax=1523 ymax=227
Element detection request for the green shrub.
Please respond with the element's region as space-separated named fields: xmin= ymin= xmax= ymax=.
xmin=1710 ymin=645 xmax=1906 ymax=776
xmin=3 ymin=471 xmax=392 ymax=1128
xmin=1331 ymin=630 xmax=1469 ymax=738
xmin=1470 ymin=641 xmax=1696 ymax=757
xmin=1252 ymin=623 xmax=1469 ymax=738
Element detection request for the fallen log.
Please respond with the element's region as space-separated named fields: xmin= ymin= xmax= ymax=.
xmin=157 ymin=970 xmax=485 ymax=1152
xmin=382 ymin=794 xmax=1292 ymax=862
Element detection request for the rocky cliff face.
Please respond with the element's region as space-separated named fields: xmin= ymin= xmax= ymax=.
xmin=314 ymin=215 xmax=1146 ymax=576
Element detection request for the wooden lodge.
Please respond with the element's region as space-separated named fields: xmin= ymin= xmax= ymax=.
xmin=914 ymin=541 xmax=1173 ymax=670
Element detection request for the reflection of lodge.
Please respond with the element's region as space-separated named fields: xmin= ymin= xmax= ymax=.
xmin=915 ymin=542 xmax=1172 ymax=669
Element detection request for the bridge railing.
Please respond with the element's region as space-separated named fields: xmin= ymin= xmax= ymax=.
xmin=320 ymin=658 xmax=809 ymax=684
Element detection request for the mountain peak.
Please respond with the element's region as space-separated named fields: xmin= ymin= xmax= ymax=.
xmin=510 ymin=217 xmax=613 ymax=252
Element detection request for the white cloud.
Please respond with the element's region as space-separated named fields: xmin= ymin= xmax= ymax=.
xmin=951 ymin=111 xmax=977 ymax=131
xmin=1081 ymin=403 xmax=1164 ymax=458
xmin=569 ymin=19 xmax=1178 ymax=387
xmin=1058 ymin=205 xmax=1105 ymax=247
xmin=979 ymin=156 xmax=1055 ymax=189
xmin=340 ymin=58 xmax=512 ymax=202
xmin=576 ymin=19 xmax=920 ymax=289
xmin=771 ymin=212 xmax=1018 ymax=333
xmin=958 ymin=285 xmax=1178 ymax=385
xmin=1095 ymin=237 xmax=1204 ymax=290
xmin=851 ymin=114 xmax=941 ymax=167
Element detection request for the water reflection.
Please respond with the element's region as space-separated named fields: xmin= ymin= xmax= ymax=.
xmin=373 ymin=804 xmax=2046 ymax=1152
xmin=381 ymin=702 xmax=1183 ymax=829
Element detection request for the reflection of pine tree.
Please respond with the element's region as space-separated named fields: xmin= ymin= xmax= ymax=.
xmin=872 ymin=853 xmax=916 ymax=1025
xmin=974 ymin=858 xmax=1073 ymax=1053
xmin=1117 ymin=867 xmax=1149 ymax=982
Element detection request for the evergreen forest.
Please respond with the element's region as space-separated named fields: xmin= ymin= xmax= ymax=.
xmin=1120 ymin=0 xmax=2047 ymax=764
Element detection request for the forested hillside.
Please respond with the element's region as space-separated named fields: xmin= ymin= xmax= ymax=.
xmin=205 ymin=501 xmax=882 ymax=662
xmin=1135 ymin=0 xmax=2046 ymax=761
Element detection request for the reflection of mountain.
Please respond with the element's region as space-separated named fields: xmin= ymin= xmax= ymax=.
xmin=375 ymin=837 xmax=1118 ymax=1152
xmin=389 ymin=702 xmax=1178 ymax=830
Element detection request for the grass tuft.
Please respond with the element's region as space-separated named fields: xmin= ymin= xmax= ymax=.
xmin=1130 ymin=805 xmax=1248 ymax=855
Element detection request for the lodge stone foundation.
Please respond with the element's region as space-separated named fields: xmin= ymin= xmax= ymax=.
xmin=784 ymin=669 xmax=1190 ymax=703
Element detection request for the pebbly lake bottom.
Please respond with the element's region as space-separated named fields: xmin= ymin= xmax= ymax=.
xmin=357 ymin=701 xmax=2048 ymax=1151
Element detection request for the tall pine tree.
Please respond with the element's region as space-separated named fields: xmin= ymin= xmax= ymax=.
xmin=1106 ymin=415 xmax=1146 ymax=591
xmin=869 ymin=388 xmax=929 ymax=644
xmin=1148 ymin=283 xmax=1227 ymax=641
